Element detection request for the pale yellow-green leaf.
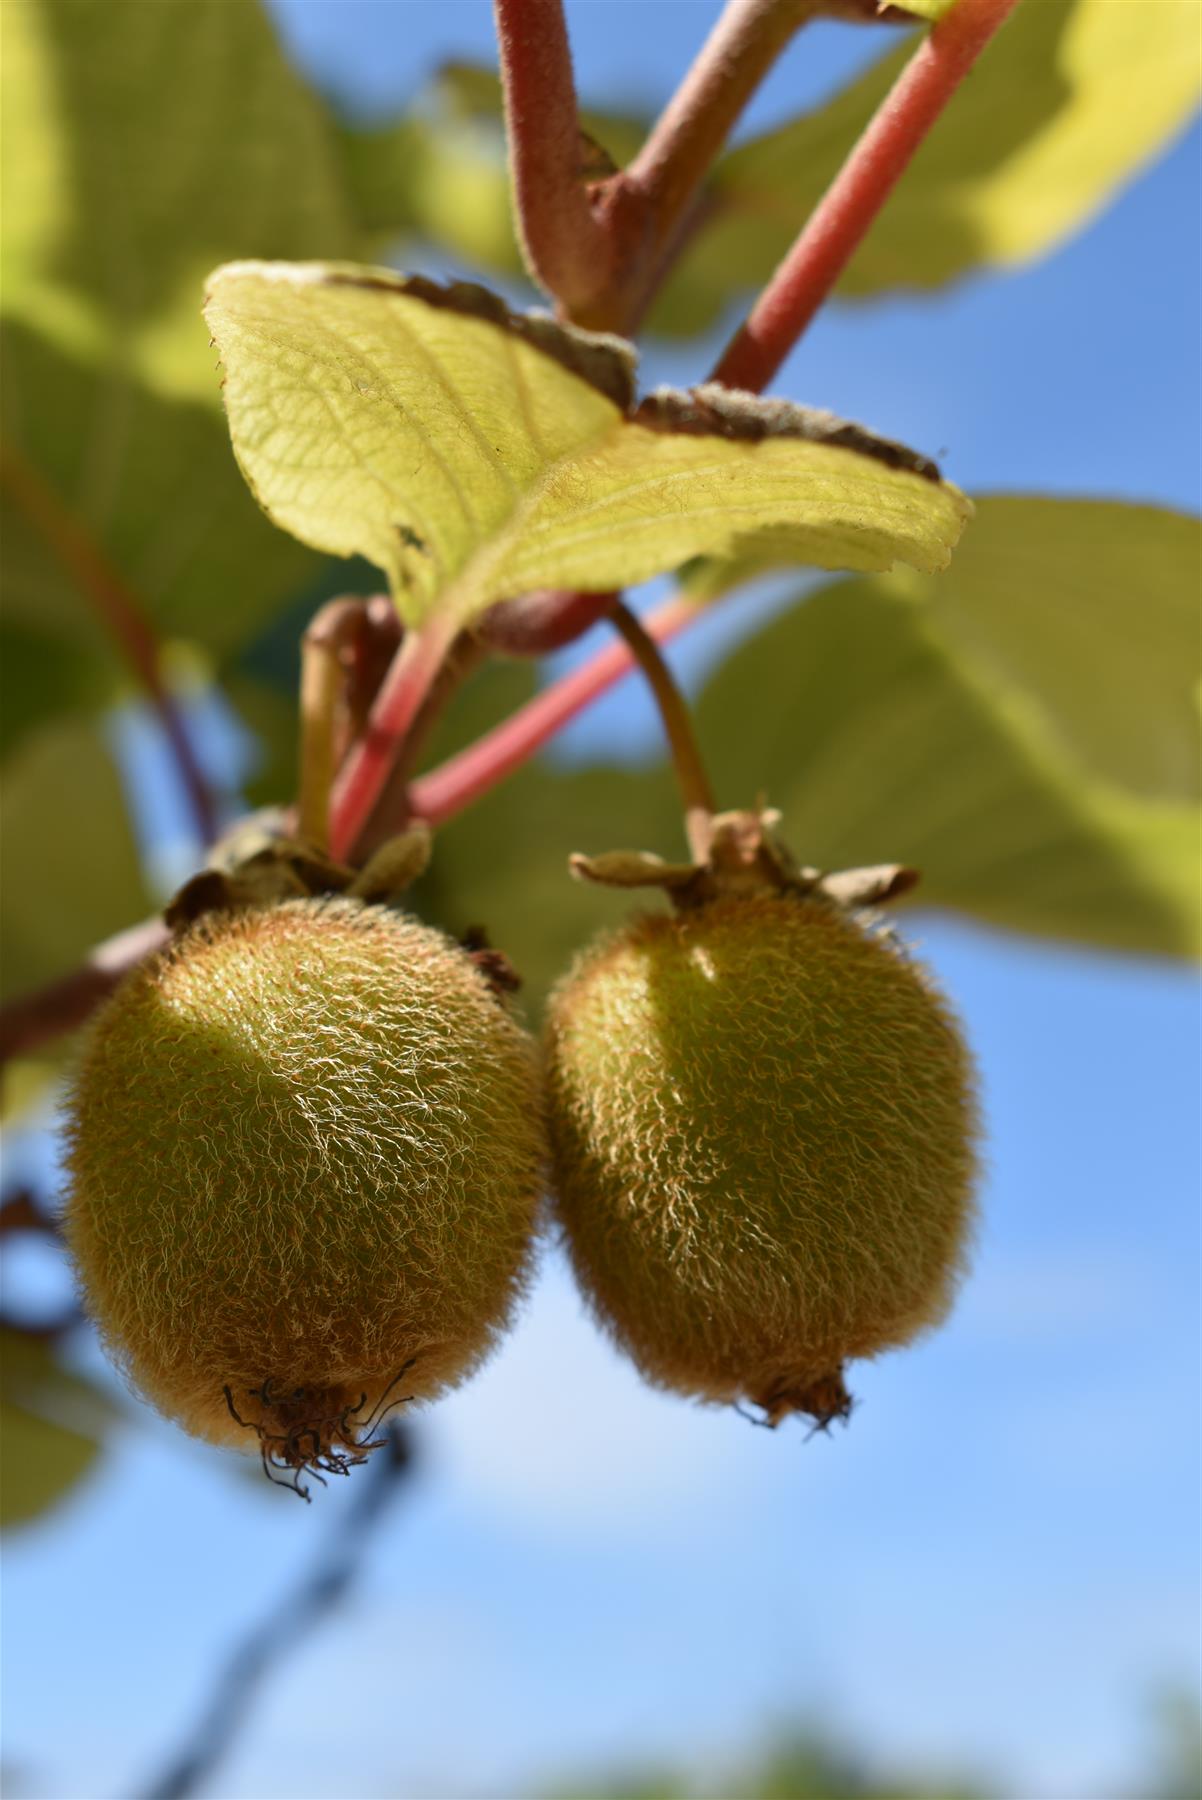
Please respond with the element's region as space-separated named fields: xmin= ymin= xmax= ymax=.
xmin=687 ymin=496 xmax=1202 ymax=805
xmin=695 ymin=575 xmax=1200 ymax=960
xmin=205 ymin=262 xmax=969 ymax=629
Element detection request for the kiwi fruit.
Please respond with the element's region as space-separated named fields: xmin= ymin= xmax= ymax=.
xmin=543 ymin=890 xmax=978 ymax=1426
xmin=63 ymin=896 xmax=545 ymax=1489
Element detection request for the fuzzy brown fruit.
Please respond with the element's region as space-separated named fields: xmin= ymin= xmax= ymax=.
xmin=543 ymin=892 xmax=978 ymax=1426
xmin=63 ymin=897 xmax=545 ymax=1488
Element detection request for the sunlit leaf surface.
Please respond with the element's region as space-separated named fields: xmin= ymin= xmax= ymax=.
xmin=205 ymin=262 xmax=969 ymax=628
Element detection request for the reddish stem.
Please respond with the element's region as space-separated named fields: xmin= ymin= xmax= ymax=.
xmin=711 ymin=0 xmax=1026 ymax=393
xmin=328 ymin=614 xmax=457 ymax=861
xmin=410 ymin=596 xmax=699 ymax=826
xmin=493 ymin=0 xmax=612 ymax=315
xmin=608 ymin=0 xmax=816 ymax=329
xmin=0 ymin=442 xmax=218 ymax=845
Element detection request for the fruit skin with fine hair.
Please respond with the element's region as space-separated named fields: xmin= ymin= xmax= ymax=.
xmin=63 ymin=897 xmax=545 ymax=1466
xmin=543 ymin=893 xmax=979 ymax=1424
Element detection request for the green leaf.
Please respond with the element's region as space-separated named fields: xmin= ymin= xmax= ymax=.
xmin=916 ymin=499 xmax=1202 ymax=803
xmin=205 ymin=262 xmax=969 ymax=629
xmin=1 ymin=1331 xmax=116 ymax=1530
xmin=688 ymin=496 xmax=1202 ymax=803
xmin=694 ymin=574 xmax=1200 ymax=960
xmin=656 ymin=0 xmax=1202 ymax=328
xmin=0 ymin=715 xmax=154 ymax=1001
xmin=0 ymin=0 xmax=358 ymax=749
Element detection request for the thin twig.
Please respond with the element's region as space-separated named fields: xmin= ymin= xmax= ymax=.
xmin=711 ymin=0 xmax=1026 ymax=393
xmin=409 ymin=595 xmax=700 ymax=827
xmin=140 ymin=1425 xmax=415 ymax=1800
xmin=0 ymin=441 xmax=218 ymax=846
xmin=0 ymin=917 xmax=170 ymax=1067
xmin=494 ymin=0 xmax=612 ymax=316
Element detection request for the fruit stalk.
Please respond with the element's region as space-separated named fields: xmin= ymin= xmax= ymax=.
xmin=609 ymin=602 xmax=717 ymax=861
xmin=711 ymin=0 xmax=1026 ymax=392
xmin=410 ymin=595 xmax=701 ymax=826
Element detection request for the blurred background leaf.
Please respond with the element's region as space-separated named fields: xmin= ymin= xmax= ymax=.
xmin=687 ymin=496 xmax=1202 ymax=803
xmin=0 ymin=0 xmax=369 ymax=992
xmin=0 ymin=0 xmax=361 ymax=719
xmin=1 ymin=1329 xmax=118 ymax=1530
xmin=694 ymin=556 xmax=1200 ymax=960
xmin=0 ymin=715 xmax=153 ymax=1001
xmin=658 ymin=0 xmax=1202 ymax=331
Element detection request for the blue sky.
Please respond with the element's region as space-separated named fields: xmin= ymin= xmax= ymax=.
xmin=2 ymin=6 xmax=1199 ymax=1798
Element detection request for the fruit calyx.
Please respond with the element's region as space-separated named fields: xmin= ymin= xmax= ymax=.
xmin=570 ymin=805 xmax=918 ymax=915
xmin=164 ymin=814 xmax=433 ymax=932
xmin=223 ymin=1362 xmax=418 ymax=1501
xmin=741 ymin=1367 xmax=855 ymax=1434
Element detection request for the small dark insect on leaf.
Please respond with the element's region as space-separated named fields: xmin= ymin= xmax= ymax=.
xmin=395 ymin=523 xmax=428 ymax=554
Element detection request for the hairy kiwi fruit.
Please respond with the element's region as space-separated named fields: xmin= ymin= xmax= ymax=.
xmin=63 ymin=897 xmax=544 ymax=1485
xmin=544 ymin=892 xmax=978 ymax=1426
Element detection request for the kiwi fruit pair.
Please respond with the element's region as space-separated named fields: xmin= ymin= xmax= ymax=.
xmin=63 ymin=816 xmax=977 ymax=1481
